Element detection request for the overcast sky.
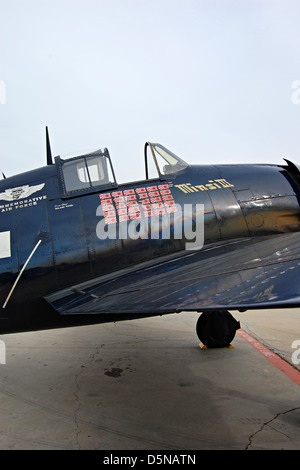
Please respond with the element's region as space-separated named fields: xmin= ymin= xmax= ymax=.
xmin=1 ymin=0 xmax=300 ymax=182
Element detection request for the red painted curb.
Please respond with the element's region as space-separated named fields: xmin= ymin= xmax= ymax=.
xmin=237 ymin=329 xmax=300 ymax=387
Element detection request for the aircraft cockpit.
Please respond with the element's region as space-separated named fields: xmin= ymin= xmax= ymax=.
xmin=55 ymin=148 xmax=117 ymax=198
xmin=55 ymin=142 xmax=189 ymax=199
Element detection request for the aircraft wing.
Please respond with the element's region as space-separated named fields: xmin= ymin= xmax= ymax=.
xmin=45 ymin=232 xmax=300 ymax=315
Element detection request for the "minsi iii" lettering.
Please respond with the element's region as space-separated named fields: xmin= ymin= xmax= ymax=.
xmin=175 ymin=179 xmax=234 ymax=194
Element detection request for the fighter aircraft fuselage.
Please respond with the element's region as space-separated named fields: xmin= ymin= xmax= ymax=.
xmin=1 ymin=141 xmax=300 ymax=333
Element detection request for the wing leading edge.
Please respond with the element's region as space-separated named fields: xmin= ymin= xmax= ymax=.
xmin=45 ymin=232 xmax=300 ymax=315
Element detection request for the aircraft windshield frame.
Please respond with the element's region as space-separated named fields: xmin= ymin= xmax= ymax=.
xmin=144 ymin=142 xmax=189 ymax=179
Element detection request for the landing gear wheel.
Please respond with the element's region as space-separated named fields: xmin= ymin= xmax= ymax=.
xmin=196 ymin=310 xmax=240 ymax=348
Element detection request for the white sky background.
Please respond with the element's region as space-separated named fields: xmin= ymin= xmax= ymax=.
xmin=0 ymin=0 xmax=300 ymax=182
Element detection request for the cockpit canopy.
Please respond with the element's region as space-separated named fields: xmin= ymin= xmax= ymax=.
xmin=55 ymin=148 xmax=117 ymax=197
xmin=56 ymin=142 xmax=188 ymax=198
xmin=144 ymin=142 xmax=189 ymax=178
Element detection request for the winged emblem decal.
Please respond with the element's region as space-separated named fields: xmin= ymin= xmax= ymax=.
xmin=0 ymin=183 xmax=45 ymax=201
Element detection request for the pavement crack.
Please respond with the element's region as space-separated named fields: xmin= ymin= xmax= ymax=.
xmin=73 ymin=345 xmax=104 ymax=449
xmin=245 ymin=406 xmax=300 ymax=450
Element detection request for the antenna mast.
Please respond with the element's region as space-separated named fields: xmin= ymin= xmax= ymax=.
xmin=46 ymin=126 xmax=53 ymax=165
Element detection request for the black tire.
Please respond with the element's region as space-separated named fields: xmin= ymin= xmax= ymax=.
xmin=196 ymin=310 xmax=240 ymax=348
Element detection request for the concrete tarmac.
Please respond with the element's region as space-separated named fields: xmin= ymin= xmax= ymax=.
xmin=0 ymin=308 xmax=299 ymax=450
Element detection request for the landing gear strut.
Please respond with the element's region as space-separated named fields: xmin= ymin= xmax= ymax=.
xmin=196 ymin=310 xmax=240 ymax=348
